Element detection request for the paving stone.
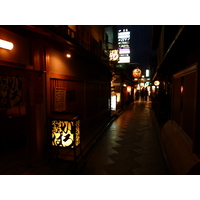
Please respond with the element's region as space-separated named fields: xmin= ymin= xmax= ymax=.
xmin=80 ymin=101 xmax=169 ymax=175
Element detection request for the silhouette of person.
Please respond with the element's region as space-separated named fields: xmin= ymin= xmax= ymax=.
xmin=144 ymin=88 xmax=148 ymax=101
xmin=141 ymin=88 xmax=145 ymax=101
xmin=135 ymin=90 xmax=139 ymax=100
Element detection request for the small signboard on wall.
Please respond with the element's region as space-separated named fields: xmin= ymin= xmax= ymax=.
xmin=54 ymin=87 xmax=66 ymax=112
xmin=0 ymin=75 xmax=22 ymax=108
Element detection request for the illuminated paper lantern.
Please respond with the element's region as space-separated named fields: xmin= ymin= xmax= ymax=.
xmin=51 ymin=114 xmax=80 ymax=149
xmin=132 ymin=68 xmax=142 ymax=78
xmin=51 ymin=113 xmax=81 ymax=161
xmin=154 ymin=80 xmax=160 ymax=86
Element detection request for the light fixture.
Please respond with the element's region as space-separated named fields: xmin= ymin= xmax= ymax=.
xmin=50 ymin=112 xmax=82 ymax=162
xmin=0 ymin=39 xmax=14 ymax=50
xmin=140 ymin=83 xmax=144 ymax=87
xmin=127 ymin=86 xmax=131 ymax=93
xmin=132 ymin=68 xmax=142 ymax=78
xmin=146 ymin=69 xmax=150 ymax=77
xmin=111 ymin=95 xmax=117 ymax=111
xmin=109 ymin=49 xmax=119 ymax=61
xmin=66 ymin=53 xmax=71 ymax=58
xmin=52 ymin=115 xmax=80 ymax=148
xmin=181 ymin=86 xmax=184 ymax=94
xmin=154 ymin=80 xmax=160 ymax=86
xmin=51 ymin=113 xmax=81 ymax=162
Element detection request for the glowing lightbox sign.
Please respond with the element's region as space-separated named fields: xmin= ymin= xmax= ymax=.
xmin=118 ymin=29 xmax=130 ymax=63
xmin=109 ymin=49 xmax=119 ymax=61
xmin=111 ymin=95 xmax=117 ymax=110
xmin=52 ymin=119 xmax=80 ymax=148
xmin=119 ymin=57 xmax=130 ymax=63
xmin=0 ymin=39 xmax=14 ymax=50
xmin=146 ymin=69 xmax=150 ymax=77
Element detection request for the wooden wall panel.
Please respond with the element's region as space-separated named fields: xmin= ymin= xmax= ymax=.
xmin=172 ymin=77 xmax=181 ymax=124
xmin=50 ymin=78 xmax=84 ymax=113
xmin=85 ymin=82 xmax=99 ymax=117
xmin=182 ymin=72 xmax=196 ymax=139
xmin=99 ymin=83 xmax=109 ymax=111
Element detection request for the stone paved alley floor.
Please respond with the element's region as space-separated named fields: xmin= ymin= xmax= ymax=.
xmin=80 ymin=101 xmax=169 ymax=175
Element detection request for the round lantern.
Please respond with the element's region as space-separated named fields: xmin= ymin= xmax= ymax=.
xmin=154 ymin=80 xmax=160 ymax=86
xmin=132 ymin=68 xmax=142 ymax=78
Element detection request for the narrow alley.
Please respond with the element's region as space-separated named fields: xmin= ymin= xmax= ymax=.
xmin=79 ymin=100 xmax=169 ymax=175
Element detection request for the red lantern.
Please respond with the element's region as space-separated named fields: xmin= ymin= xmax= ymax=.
xmin=132 ymin=68 xmax=142 ymax=78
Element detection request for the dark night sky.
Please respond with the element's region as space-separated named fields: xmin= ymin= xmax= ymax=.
xmin=117 ymin=25 xmax=155 ymax=72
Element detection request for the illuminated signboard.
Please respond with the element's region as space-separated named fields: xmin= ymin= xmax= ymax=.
xmin=146 ymin=69 xmax=150 ymax=77
xmin=118 ymin=29 xmax=130 ymax=63
xmin=111 ymin=95 xmax=117 ymax=110
xmin=145 ymin=82 xmax=150 ymax=86
xmin=109 ymin=49 xmax=119 ymax=61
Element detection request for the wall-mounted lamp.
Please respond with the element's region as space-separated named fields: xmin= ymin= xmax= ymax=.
xmin=66 ymin=49 xmax=72 ymax=58
xmin=66 ymin=53 xmax=71 ymax=58
xmin=181 ymin=86 xmax=184 ymax=94
xmin=0 ymin=39 xmax=14 ymax=50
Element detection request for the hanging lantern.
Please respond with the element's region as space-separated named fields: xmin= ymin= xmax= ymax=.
xmin=51 ymin=114 xmax=80 ymax=148
xmin=132 ymin=68 xmax=142 ymax=78
xmin=154 ymin=80 xmax=160 ymax=86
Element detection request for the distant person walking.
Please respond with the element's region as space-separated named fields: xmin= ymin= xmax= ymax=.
xmin=141 ymin=88 xmax=145 ymax=101
xmin=144 ymin=88 xmax=148 ymax=101
xmin=135 ymin=90 xmax=140 ymax=100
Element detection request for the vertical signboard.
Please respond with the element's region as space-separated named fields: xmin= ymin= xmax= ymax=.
xmin=118 ymin=29 xmax=130 ymax=63
xmin=111 ymin=95 xmax=117 ymax=110
xmin=0 ymin=75 xmax=22 ymax=108
xmin=54 ymin=87 xmax=66 ymax=112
